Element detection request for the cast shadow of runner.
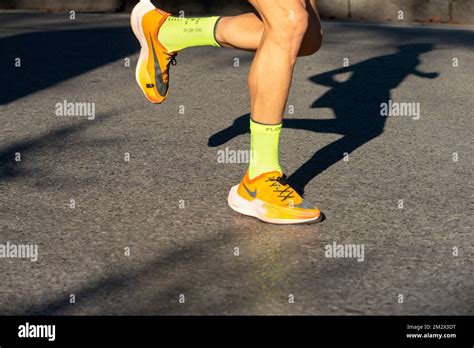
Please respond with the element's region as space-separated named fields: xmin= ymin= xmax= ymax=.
xmin=208 ymin=43 xmax=439 ymax=194
xmin=0 ymin=26 xmax=138 ymax=105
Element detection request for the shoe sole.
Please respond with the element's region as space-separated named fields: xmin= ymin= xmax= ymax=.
xmin=130 ymin=0 xmax=159 ymax=103
xmin=227 ymin=185 xmax=324 ymax=225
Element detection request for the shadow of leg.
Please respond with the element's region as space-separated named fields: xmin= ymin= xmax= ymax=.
xmin=287 ymin=133 xmax=379 ymax=194
xmin=208 ymin=114 xmax=250 ymax=147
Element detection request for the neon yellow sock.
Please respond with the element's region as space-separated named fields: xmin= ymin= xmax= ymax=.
xmin=158 ymin=16 xmax=221 ymax=52
xmin=248 ymin=119 xmax=283 ymax=180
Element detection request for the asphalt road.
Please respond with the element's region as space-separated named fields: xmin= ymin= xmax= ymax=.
xmin=0 ymin=12 xmax=473 ymax=315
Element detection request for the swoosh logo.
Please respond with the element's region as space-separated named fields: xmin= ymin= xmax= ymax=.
xmin=149 ymin=33 xmax=168 ymax=97
xmin=242 ymin=182 xmax=257 ymax=198
xmin=294 ymin=200 xmax=314 ymax=209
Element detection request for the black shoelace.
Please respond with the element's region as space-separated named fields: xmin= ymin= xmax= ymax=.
xmin=165 ymin=52 xmax=178 ymax=67
xmin=265 ymin=174 xmax=295 ymax=202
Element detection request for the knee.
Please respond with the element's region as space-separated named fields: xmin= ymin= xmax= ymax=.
xmin=266 ymin=9 xmax=309 ymax=61
xmin=288 ymin=9 xmax=310 ymax=40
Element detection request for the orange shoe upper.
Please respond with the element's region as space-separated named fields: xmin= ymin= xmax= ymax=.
xmin=237 ymin=171 xmax=321 ymax=220
xmin=139 ymin=9 xmax=174 ymax=103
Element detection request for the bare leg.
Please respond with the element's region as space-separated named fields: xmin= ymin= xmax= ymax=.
xmin=216 ymin=13 xmax=264 ymax=50
xmin=216 ymin=0 xmax=322 ymax=57
xmin=246 ymin=0 xmax=310 ymax=124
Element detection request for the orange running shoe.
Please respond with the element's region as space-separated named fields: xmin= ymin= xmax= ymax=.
xmin=130 ymin=0 xmax=177 ymax=104
xmin=228 ymin=171 xmax=324 ymax=224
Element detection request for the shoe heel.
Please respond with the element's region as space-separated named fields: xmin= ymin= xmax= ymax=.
xmin=130 ymin=0 xmax=155 ymax=42
xmin=130 ymin=0 xmax=157 ymax=102
xmin=227 ymin=185 xmax=256 ymax=218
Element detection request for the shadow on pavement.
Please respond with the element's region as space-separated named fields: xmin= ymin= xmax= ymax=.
xmin=0 ymin=111 xmax=115 ymax=183
xmin=1 ymin=26 xmax=138 ymax=105
xmin=18 ymin=231 xmax=247 ymax=315
xmin=208 ymin=43 xmax=439 ymax=194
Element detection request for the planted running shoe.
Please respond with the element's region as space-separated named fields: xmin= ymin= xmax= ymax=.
xmin=228 ymin=171 xmax=323 ymax=224
xmin=130 ymin=0 xmax=177 ymax=104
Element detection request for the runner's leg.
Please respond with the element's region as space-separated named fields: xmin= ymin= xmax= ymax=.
xmin=216 ymin=0 xmax=322 ymax=56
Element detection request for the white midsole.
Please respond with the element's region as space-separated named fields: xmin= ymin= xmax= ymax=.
xmin=130 ymin=0 xmax=155 ymax=93
xmin=227 ymin=185 xmax=321 ymax=225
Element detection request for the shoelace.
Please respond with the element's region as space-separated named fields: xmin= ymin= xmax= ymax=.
xmin=165 ymin=52 xmax=178 ymax=67
xmin=265 ymin=174 xmax=296 ymax=201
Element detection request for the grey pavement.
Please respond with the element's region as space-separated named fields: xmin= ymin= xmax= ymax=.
xmin=0 ymin=12 xmax=473 ymax=315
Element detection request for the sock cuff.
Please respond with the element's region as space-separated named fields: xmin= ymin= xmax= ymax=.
xmin=159 ymin=16 xmax=222 ymax=51
xmin=250 ymin=119 xmax=282 ymax=133
xmin=213 ymin=16 xmax=223 ymax=47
